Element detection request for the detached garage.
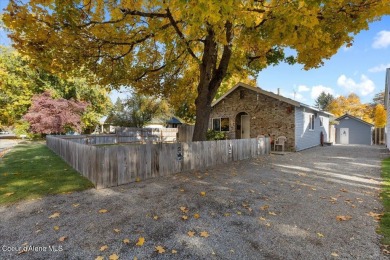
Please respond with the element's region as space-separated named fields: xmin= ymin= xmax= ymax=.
xmin=335 ymin=114 xmax=374 ymax=145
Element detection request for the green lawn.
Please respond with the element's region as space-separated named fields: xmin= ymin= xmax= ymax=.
xmin=0 ymin=142 xmax=94 ymax=205
xmin=381 ymin=157 xmax=390 ymax=245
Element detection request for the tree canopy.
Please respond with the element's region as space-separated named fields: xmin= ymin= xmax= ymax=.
xmin=4 ymin=0 xmax=389 ymax=140
xmin=314 ymin=91 xmax=334 ymax=111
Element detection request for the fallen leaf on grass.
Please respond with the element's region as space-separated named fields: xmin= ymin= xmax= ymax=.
xmin=187 ymin=231 xmax=195 ymax=237
xmin=109 ymin=253 xmax=119 ymax=260
xmin=58 ymin=236 xmax=67 ymax=242
xmin=259 ymin=217 xmax=266 ymax=221
xmin=182 ymin=215 xmax=188 ymax=220
xmin=236 ymin=211 xmax=242 ymax=215
xmin=100 ymin=245 xmax=108 ymax=251
xmin=179 ymin=189 xmax=185 ymax=192
xmin=72 ymin=203 xmax=80 ymax=208
xmin=200 ymin=191 xmax=206 ymax=196
xmin=4 ymin=192 xmax=14 ymax=197
xmin=331 ymin=252 xmax=339 ymax=257
xmin=53 ymin=226 xmax=60 ymax=231
xmin=172 ymin=249 xmax=177 ymax=254
xmin=153 ymin=215 xmax=159 ymax=220
xmin=317 ymin=232 xmax=324 ymax=237
xmin=194 ymin=213 xmax=200 ymax=219
xmin=268 ymin=211 xmax=277 ymax=216
xmin=340 ymin=189 xmax=348 ymax=192
xmin=136 ymin=237 xmax=145 ymax=246
xmin=123 ymin=239 xmax=130 ymax=244
xmin=224 ymin=213 xmax=231 ymax=217
xmin=265 ymin=223 xmax=271 ymax=227
xmin=336 ymin=215 xmax=352 ymax=221
xmin=95 ymin=256 xmax=104 ymax=260
xmin=200 ymin=231 xmax=209 ymax=238
xmin=155 ymin=246 xmax=165 ymax=254
xmin=135 ymin=177 xmax=141 ymax=182
xmin=99 ymin=209 xmax=108 ymax=213
xmin=49 ymin=212 xmax=60 ymax=219
xmin=113 ymin=228 xmax=120 ymax=233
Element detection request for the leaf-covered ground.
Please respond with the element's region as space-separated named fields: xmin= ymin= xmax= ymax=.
xmin=0 ymin=145 xmax=387 ymax=259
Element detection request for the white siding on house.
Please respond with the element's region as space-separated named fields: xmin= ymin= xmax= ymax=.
xmin=295 ymin=107 xmax=329 ymax=151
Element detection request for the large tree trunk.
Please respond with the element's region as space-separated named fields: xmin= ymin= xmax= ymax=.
xmin=192 ymin=22 xmax=233 ymax=142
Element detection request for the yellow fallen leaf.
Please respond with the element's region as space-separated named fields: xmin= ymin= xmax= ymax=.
xmin=224 ymin=213 xmax=231 ymax=217
xmin=268 ymin=211 xmax=277 ymax=216
xmin=100 ymin=245 xmax=108 ymax=251
xmin=54 ymin=226 xmax=60 ymax=231
xmin=336 ymin=215 xmax=352 ymax=221
xmin=200 ymin=191 xmax=206 ymax=196
xmin=99 ymin=209 xmax=108 ymax=213
xmin=194 ymin=213 xmax=200 ymax=219
xmin=260 ymin=205 xmax=269 ymax=211
xmin=95 ymin=256 xmax=104 ymax=260
xmin=311 ymin=188 xmax=317 ymax=191
xmin=259 ymin=217 xmax=266 ymax=221
xmin=49 ymin=212 xmax=60 ymax=219
xmin=153 ymin=215 xmax=159 ymax=220
xmin=136 ymin=177 xmax=141 ymax=182
xmin=331 ymin=252 xmax=339 ymax=257
xmin=236 ymin=211 xmax=242 ymax=215
xmin=72 ymin=203 xmax=80 ymax=208
xmin=113 ymin=228 xmax=120 ymax=233
xmin=109 ymin=253 xmax=119 ymax=260
xmin=182 ymin=215 xmax=188 ymax=220
xmin=172 ymin=249 xmax=177 ymax=254
xmin=180 ymin=206 xmax=189 ymax=213
xmin=200 ymin=231 xmax=209 ymax=238
xmin=187 ymin=231 xmax=195 ymax=237
xmin=4 ymin=192 xmax=14 ymax=196
xmin=155 ymin=246 xmax=165 ymax=254
xmin=58 ymin=236 xmax=67 ymax=242
xmin=123 ymin=239 xmax=130 ymax=244
xmin=136 ymin=237 xmax=145 ymax=246
xmin=317 ymin=232 xmax=324 ymax=237
xmin=179 ymin=189 xmax=185 ymax=192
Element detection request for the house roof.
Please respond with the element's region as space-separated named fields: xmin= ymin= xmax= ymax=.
xmin=335 ymin=113 xmax=374 ymax=127
xmin=212 ymin=82 xmax=333 ymax=116
xmin=166 ymin=116 xmax=182 ymax=124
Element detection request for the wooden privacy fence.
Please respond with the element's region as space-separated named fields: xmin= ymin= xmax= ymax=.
xmin=46 ymin=136 xmax=270 ymax=189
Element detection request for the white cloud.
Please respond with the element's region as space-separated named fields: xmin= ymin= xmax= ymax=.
xmin=288 ymin=92 xmax=306 ymax=102
xmin=372 ymin=30 xmax=390 ymax=49
xmin=368 ymin=63 xmax=390 ymax=73
xmin=310 ymin=85 xmax=335 ymax=100
xmin=297 ymin=85 xmax=310 ymax=92
xmin=337 ymin=74 xmax=375 ymax=96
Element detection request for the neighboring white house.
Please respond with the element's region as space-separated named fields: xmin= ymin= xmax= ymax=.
xmin=385 ymin=68 xmax=390 ymax=149
xmin=210 ymin=83 xmax=333 ymax=151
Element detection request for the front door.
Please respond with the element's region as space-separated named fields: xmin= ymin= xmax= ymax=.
xmin=340 ymin=128 xmax=349 ymax=144
xmin=241 ymin=115 xmax=250 ymax=139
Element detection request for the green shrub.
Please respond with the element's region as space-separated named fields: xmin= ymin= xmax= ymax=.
xmin=206 ymin=129 xmax=226 ymax=140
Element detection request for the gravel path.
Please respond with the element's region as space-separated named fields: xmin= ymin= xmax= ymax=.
xmin=0 ymin=144 xmax=388 ymax=259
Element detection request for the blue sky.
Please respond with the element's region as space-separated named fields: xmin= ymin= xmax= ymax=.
xmin=1 ymin=1 xmax=389 ymax=106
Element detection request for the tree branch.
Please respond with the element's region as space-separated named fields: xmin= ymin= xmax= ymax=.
xmin=166 ymin=8 xmax=200 ymax=62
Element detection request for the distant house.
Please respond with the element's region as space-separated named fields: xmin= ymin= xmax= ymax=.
xmin=210 ymin=83 xmax=332 ymax=151
xmin=384 ymin=68 xmax=390 ymax=149
xmin=334 ymin=114 xmax=374 ymax=145
xmin=144 ymin=116 xmax=183 ymax=128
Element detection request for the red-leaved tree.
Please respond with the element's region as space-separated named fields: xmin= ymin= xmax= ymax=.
xmin=24 ymin=91 xmax=88 ymax=134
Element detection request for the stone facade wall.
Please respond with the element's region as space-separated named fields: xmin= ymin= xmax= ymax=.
xmin=210 ymin=86 xmax=296 ymax=151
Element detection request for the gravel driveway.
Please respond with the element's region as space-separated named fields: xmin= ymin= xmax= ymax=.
xmin=0 ymin=144 xmax=388 ymax=259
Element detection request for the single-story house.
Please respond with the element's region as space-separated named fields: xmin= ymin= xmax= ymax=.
xmin=384 ymin=68 xmax=390 ymax=149
xmin=144 ymin=116 xmax=183 ymax=128
xmin=210 ymin=83 xmax=333 ymax=151
xmin=334 ymin=114 xmax=374 ymax=145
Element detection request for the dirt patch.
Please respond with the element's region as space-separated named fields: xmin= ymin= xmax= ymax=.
xmin=0 ymin=145 xmax=388 ymax=259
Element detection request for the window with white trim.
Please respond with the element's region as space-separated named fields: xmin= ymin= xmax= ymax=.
xmin=309 ymin=114 xmax=315 ymax=130
xmin=212 ymin=118 xmax=229 ymax=131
